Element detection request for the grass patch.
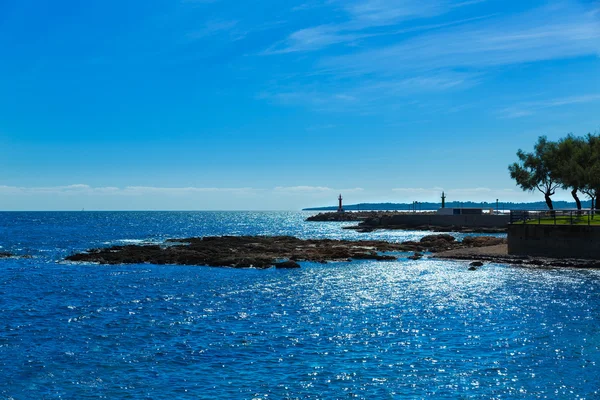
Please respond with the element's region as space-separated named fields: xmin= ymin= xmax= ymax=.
xmin=513 ymin=215 xmax=600 ymax=226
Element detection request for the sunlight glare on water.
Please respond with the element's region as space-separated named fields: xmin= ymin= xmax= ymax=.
xmin=0 ymin=212 xmax=598 ymax=399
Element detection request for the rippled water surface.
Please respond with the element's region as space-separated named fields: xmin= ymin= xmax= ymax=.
xmin=1 ymin=212 xmax=599 ymax=399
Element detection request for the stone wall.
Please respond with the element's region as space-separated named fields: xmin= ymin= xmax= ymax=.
xmin=366 ymin=214 xmax=509 ymax=228
xmin=508 ymin=224 xmax=600 ymax=259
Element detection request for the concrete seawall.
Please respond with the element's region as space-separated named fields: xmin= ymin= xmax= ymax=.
xmin=508 ymin=224 xmax=600 ymax=259
xmin=364 ymin=214 xmax=509 ymax=229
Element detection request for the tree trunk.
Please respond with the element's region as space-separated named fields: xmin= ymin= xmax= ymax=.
xmin=596 ymin=194 xmax=600 ymax=210
xmin=571 ymin=189 xmax=581 ymax=210
xmin=544 ymin=193 xmax=553 ymax=210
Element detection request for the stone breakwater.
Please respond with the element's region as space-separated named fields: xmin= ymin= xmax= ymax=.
xmin=65 ymin=235 xmax=505 ymax=269
xmin=306 ymin=212 xmax=379 ymax=222
xmin=306 ymin=212 xmax=507 ymax=233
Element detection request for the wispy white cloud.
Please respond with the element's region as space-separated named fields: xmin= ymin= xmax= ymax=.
xmin=274 ymin=186 xmax=363 ymax=194
xmin=0 ymin=184 xmax=579 ymax=210
xmin=343 ymin=0 xmax=452 ymax=26
xmin=321 ymin=3 xmax=600 ymax=75
xmin=0 ymin=184 xmax=368 ymax=210
xmin=264 ymin=25 xmax=371 ymax=54
xmin=181 ymin=0 xmax=220 ymax=4
xmin=0 ymin=184 xmax=364 ymax=197
xmin=258 ymin=70 xmax=476 ymax=112
xmin=257 ymin=90 xmax=359 ymax=112
xmin=264 ymin=5 xmax=490 ymax=54
xmin=0 ymin=185 xmax=259 ymax=196
xmin=499 ymin=94 xmax=600 ymax=119
xmin=186 ymin=19 xmax=239 ymax=40
xmin=260 ymin=1 xmax=599 ymax=112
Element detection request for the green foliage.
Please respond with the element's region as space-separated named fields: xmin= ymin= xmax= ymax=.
xmin=508 ymin=136 xmax=560 ymax=209
xmin=509 ymin=132 xmax=600 ymax=210
xmin=579 ymin=134 xmax=600 ymax=202
xmin=554 ymin=135 xmax=585 ymax=189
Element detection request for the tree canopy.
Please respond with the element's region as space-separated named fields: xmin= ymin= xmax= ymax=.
xmin=509 ymin=133 xmax=600 ymax=210
xmin=508 ymin=136 xmax=560 ymax=210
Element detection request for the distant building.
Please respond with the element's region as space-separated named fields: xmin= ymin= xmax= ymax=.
xmin=437 ymin=207 xmax=483 ymax=215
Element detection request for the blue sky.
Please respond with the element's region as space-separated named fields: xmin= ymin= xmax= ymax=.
xmin=0 ymin=0 xmax=599 ymax=210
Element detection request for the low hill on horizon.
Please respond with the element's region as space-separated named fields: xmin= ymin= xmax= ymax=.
xmin=303 ymin=200 xmax=593 ymax=211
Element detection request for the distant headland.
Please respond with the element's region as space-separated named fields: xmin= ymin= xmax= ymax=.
xmin=303 ymin=200 xmax=591 ymax=212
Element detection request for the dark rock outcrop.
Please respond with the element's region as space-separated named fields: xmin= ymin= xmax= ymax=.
xmin=462 ymin=236 xmax=505 ymax=247
xmin=66 ymin=234 xmax=508 ymax=269
xmin=274 ymin=260 xmax=301 ymax=269
xmin=66 ymin=236 xmax=412 ymax=269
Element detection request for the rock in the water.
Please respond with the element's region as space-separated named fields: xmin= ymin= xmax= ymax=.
xmin=306 ymin=212 xmax=375 ymax=222
xmin=468 ymin=266 xmax=478 ymax=271
xmin=420 ymin=234 xmax=455 ymax=243
xmin=462 ymin=236 xmax=505 ymax=247
xmin=274 ymin=260 xmax=301 ymax=269
xmin=408 ymin=252 xmax=423 ymax=260
xmin=66 ymin=236 xmax=409 ymax=268
xmin=469 ymin=261 xmax=484 ymax=267
xmin=418 ymin=234 xmax=457 ymax=252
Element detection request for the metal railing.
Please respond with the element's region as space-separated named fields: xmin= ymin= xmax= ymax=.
xmin=509 ymin=209 xmax=598 ymax=226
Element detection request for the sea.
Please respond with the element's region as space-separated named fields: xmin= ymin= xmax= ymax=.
xmin=0 ymin=211 xmax=598 ymax=399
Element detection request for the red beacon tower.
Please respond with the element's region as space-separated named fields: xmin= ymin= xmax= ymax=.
xmin=337 ymin=194 xmax=344 ymax=213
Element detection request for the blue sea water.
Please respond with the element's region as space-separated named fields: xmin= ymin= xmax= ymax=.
xmin=0 ymin=211 xmax=599 ymax=399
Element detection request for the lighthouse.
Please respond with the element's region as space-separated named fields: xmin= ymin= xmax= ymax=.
xmin=337 ymin=194 xmax=344 ymax=213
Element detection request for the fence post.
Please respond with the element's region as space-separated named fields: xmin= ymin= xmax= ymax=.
xmin=570 ymin=210 xmax=573 ymax=225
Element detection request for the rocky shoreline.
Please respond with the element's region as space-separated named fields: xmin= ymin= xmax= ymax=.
xmin=65 ymin=234 xmax=505 ymax=269
xmin=434 ymin=244 xmax=600 ymax=269
xmin=63 ymin=234 xmax=600 ymax=269
xmin=344 ymin=225 xmax=506 ymax=234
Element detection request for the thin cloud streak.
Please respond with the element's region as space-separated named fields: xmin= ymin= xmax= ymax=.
xmin=321 ymin=3 xmax=600 ymax=75
xmin=258 ymin=70 xmax=477 ymax=112
xmin=263 ymin=11 xmax=492 ymax=54
xmin=186 ymin=20 xmax=239 ymax=40
xmin=499 ymin=94 xmax=600 ymax=119
xmin=0 ymin=185 xmax=363 ymax=196
xmin=0 ymin=185 xmax=258 ymax=196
